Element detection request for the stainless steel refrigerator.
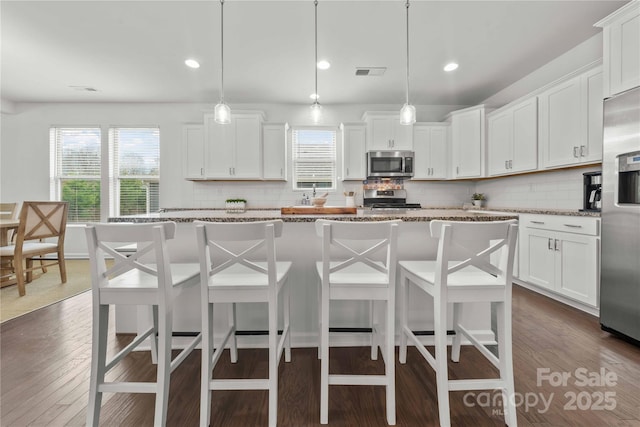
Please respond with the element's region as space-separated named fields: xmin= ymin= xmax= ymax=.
xmin=600 ymin=85 xmax=640 ymax=344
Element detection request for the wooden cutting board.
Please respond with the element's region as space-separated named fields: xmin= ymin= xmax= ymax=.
xmin=280 ymin=206 xmax=358 ymax=215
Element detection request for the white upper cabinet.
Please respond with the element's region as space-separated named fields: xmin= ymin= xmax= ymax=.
xmin=182 ymin=124 xmax=205 ymax=179
xmin=487 ymin=97 xmax=538 ymax=176
xmin=340 ymin=123 xmax=366 ymax=181
xmin=595 ymin=1 xmax=640 ymax=98
xmin=204 ymin=111 xmax=264 ymax=179
xmin=412 ymin=123 xmax=448 ymax=179
xmin=448 ymin=105 xmax=485 ymax=178
xmin=362 ymin=112 xmax=413 ymax=151
xmin=538 ymin=66 xmax=603 ymax=169
xmin=262 ymin=123 xmax=288 ymax=181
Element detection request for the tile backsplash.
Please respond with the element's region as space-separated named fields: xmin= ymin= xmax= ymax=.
xmin=186 ymin=166 xmax=600 ymax=211
xmin=474 ymin=166 xmax=601 ymax=210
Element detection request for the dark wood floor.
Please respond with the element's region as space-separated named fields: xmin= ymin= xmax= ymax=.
xmin=2 ymin=285 xmax=640 ymax=426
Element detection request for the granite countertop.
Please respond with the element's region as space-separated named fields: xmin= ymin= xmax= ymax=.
xmin=108 ymin=207 xmax=598 ymax=224
xmin=109 ymin=208 xmax=518 ymax=223
xmin=466 ymin=207 xmax=600 ymax=217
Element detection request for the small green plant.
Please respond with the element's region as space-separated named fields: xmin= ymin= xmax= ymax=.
xmin=225 ymin=198 xmax=247 ymax=203
xmin=472 ymin=193 xmax=485 ymax=201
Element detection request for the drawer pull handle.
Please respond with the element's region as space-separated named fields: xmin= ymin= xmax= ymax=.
xmin=564 ymin=224 xmax=582 ymax=228
xmin=531 ymin=221 xmax=545 ymax=224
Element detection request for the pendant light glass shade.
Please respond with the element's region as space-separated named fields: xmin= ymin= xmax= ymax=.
xmin=215 ymin=0 xmax=231 ymax=124
xmin=400 ymin=103 xmax=416 ymax=125
xmin=310 ymin=101 xmax=322 ymax=123
xmin=214 ymin=102 xmax=231 ymax=124
xmin=310 ymin=0 xmax=322 ymax=123
xmin=400 ymin=0 xmax=415 ymax=125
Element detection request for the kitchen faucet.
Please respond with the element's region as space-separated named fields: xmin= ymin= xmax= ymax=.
xmin=312 ymin=184 xmax=316 ymax=198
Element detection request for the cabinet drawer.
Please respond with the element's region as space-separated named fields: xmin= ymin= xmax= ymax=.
xmin=520 ymin=214 xmax=600 ymax=236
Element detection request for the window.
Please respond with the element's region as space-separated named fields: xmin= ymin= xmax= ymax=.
xmin=50 ymin=127 xmax=102 ymax=223
xmin=292 ymin=127 xmax=337 ymax=191
xmin=110 ymin=127 xmax=160 ymax=216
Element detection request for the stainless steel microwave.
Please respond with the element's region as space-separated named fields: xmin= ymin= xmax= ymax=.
xmin=366 ymin=150 xmax=414 ymax=178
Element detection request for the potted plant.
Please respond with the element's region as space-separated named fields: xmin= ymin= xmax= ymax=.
xmin=225 ymin=198 xmax=247 ymax=213
xmin=471 ymin=193 xmax=485 ymax=207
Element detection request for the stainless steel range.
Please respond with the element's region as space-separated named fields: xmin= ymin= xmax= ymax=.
xmin=363 ymin=189 xmax=421 ymax=210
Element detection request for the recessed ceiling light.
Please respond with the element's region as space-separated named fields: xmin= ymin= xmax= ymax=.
xmin=185 ymin=59 xmax=200 ymax=69
xmin=444 ymin=62 xmax=459 ymax=72
xmin=310 ymin=93 xmax=319 ymax=100
xmin=317 ymin=60 xmax=331 ymax=70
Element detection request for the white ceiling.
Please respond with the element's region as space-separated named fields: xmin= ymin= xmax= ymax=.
xmin=0 ymin=0 xmax=629 ymax=106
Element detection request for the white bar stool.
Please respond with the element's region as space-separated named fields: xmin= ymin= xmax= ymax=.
xmin=195 ymin=220 xmax=292 ymax=427
xmin=85 ymin=221 xmax=201 ymax=427
xmin=315 ymin=219 xmax=400 ymax=425
xmin=398 ymin=219 xmax=518 ymax=427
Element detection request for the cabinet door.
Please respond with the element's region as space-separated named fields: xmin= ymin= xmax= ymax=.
xmin=391 ymin=119 xmax=413 ymax=150
xmin=555 ymin=233 xmax=599 ymax=307
xmin=487 ymin=111 xmax=511 ymax=176
xmin=429 ymin=126 xmax=448 ymax=179
xmin=539 ymin=76 xmax=582 ymax=168
xmin=522 ymin=228 xmax=556 ymax=291
xmin=233 ymin=115 xmax=262 ymax=179
xmin=368 ymin=116 xmax=394 ymax=150
xmin=452 ymin=108 xmax=483 ymax=178
xmin=263 ymin=123 xmax=287 ymax=180
xmin=342 ymin=124 xmax=366 ymax=180
xmin=412 ymin=125 xmax=431 ymax=179
xmin=581 ymin=68 xmax=603 ymax=163
xmin=608 ymin=6 xmax=640 ymax=96
xmin=205 ymin=115 xmax=234 ymax=178
xmin=182 ymin=124 xmax=204 ymax=179
xmin=511 ymin=97 xmax=538 ymax=173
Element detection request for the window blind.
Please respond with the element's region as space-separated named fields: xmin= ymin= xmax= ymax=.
xmin=50 ymin=127 xmax=101 ymax=223
xmin=110 ymin=127 xmax=160 ymax=216
xmin=292 ymin=128 xmax=337 ymax=190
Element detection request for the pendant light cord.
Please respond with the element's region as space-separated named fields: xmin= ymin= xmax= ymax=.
xmin=314 ymin=0 xmax=318 ymax=104
xmin=405 ymin=0 xmax=410 ymax=105
xmin=220 ymin=0 xmax=225 ymax=103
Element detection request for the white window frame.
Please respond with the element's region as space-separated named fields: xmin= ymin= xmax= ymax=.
xmin=109 ymin=127 xmax=160 ymax=217
xmin=291 ymin=126 xmax=338 ymax=192
xmin=49 ymin=126 xmax=102 ymax=223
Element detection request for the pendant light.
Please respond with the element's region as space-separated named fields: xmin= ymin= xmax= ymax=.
xmin=310 ymin=0 xmax=322 ymax=123
xmin=399 ymin=0 xmax=416 ymax=125
xmin=214 ymin=0 xmax=231 ymax=124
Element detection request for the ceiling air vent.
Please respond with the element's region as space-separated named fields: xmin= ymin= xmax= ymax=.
xmin=355 ymin=67 xmax=387 ymax=76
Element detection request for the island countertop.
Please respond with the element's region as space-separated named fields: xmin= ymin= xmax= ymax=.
xmin=108 ymin=208 xmax=518 ymax=223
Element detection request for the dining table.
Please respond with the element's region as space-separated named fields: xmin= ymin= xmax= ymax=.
xmin=0 ymin=218 xmax=19 ymax=287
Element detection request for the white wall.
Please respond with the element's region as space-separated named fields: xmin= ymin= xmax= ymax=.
xmin=0 ymin=28 xmax=606 ymax=256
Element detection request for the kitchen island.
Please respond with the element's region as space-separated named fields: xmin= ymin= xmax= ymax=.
xmin=109 ymin=208 xmax=518 ymax=349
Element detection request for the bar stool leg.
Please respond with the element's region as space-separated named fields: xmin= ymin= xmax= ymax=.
xmin=434 ymin=297 xmax=451 ymax=427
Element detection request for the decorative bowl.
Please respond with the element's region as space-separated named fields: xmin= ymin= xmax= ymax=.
xmin=312 ymin=197 xmax=327 ymax=207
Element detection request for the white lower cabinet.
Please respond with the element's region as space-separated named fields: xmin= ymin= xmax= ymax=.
xmin=519 ymin=214 xmax=600 ymax=308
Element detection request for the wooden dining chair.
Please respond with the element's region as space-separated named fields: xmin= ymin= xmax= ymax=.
xmin=85 ymin=221 xmax=201 ymax=427
xmin=0 ymin=201 xmax=69 ymax=296
xmin=195 ymin=220 xmax=292 ymax=427
xmin=0 ymin=202 xmax=18 ymax=220
xmin=398 ymin=220 xmax=519 ymax=427
xmin=315 ymin=219 xmax=401 ymax=425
